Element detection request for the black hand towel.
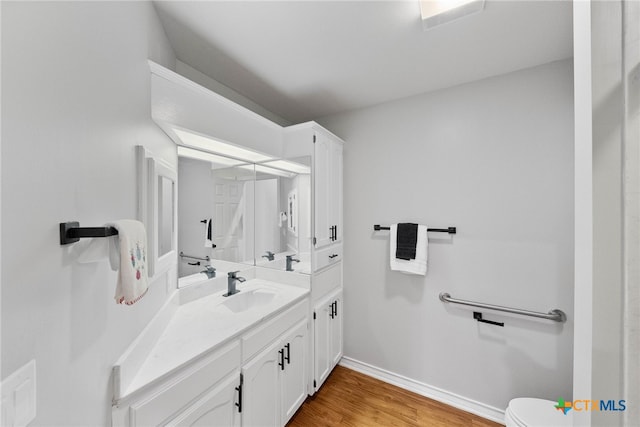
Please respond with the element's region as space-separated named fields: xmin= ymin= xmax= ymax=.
xmin=396 ymin=223 xmax=418 ymax=260
xmin=207 ymin=218 xmax=212 ymax=240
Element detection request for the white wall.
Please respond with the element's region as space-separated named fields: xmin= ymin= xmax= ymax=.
xmin=590 ymin=1 xmax=625 ymax=425
xmin=575 ymin=1 xmax=640 ymax=425
xmin=572 ymin=2 xmax=594 ymax=426
xmin=1 ymin=2 xmax=177 ymax=424
xmin=622 ymin=2 xmax=640 ymax=425
xmin=319 ymin=59 xmax=574 ymax=412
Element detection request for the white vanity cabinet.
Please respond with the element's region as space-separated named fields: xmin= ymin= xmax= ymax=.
xmin=242 ymin=319 xmax=308 ymax=426
xmin=114 ymin=341 xmax=241 ymax=427
xmin=241 ymin=339 xmax=281 ymax=427
xmin=165 ymin=372 xmax=241 ymax=427
xmin=280 ymin=319 xmax=309 ymax=423
xmin=112 ymin=295 xmax=310 ymax=427
xmin=313 ymin=288 xmax=343 ymax=391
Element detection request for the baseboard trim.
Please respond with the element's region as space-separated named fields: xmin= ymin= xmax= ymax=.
xmin=338 ymin=356 xmax=506 ymax=425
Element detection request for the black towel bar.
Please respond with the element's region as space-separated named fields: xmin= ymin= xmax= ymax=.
xmin=373 ymin=224 xmax=456 ymax=234
xmin=59 ymin=221 xmax=118 ymax=245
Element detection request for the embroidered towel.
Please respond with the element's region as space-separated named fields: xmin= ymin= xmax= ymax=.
xmin=109 ymin=220 xmax=149 ymax=305
xmin=396 ymin=223 xmax=418 ymax=260
xmin=390 ymin=224 xmax=428 ymax=275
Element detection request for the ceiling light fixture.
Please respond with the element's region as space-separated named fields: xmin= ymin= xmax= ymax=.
xmin=172 ymin=127 xmax=274 ymax=163
xmin=419 ymin=0 xmax=485 ymax=30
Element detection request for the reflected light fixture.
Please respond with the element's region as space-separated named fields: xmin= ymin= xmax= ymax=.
xmin=177 ymin=146 xmax=246 ymax=167
xmin=240 ymin=164 xmax=295 ymax=178
xmin=419 ymin=0 xmax=485 ymax=30
xmin=259 ymin=159 xmax=311 ymax=175
xmin=172 ymin=127 xmax=274 ymax=163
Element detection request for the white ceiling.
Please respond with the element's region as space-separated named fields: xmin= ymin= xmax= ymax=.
xmin=154 ymin=1 xmax=573 ymax=124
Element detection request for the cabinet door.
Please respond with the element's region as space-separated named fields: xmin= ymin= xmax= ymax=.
xmin=313 ymin=298 xmax=333 ymax=389
xmin=330 ymin=293 xmax=343 ymax=367
xmin=329 ymin=141 xmax=343 ymax=244
xmin=164 ymin=372 xmax=241 ymax=427
xmin=314 ymin=132 xmax=332 ymax=249
xmin=280 ymin=319 xmax=308 ymax=424
xmin=242 ymin=340 xmax=281 ymax=427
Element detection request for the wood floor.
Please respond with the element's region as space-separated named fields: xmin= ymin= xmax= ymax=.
xmin=287 ymin=366 xmax=503 ymax=427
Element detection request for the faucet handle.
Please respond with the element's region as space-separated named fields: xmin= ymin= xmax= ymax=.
xmin=228 ymin=271 xmax=246 ymax=283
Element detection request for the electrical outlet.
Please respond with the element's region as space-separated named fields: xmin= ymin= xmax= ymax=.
xmin=1 ymin=360 xmax=36 ymax=427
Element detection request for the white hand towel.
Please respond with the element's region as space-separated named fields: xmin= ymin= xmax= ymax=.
xmin=390 ymin=224 xmax=428 ymax=275
xmin=109 ymin=220 xmax=149 ymax=305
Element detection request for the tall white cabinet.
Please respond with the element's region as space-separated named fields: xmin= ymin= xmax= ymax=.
xmin=284 ymin=122 xmax=344 ymax=395
xmin=313 ymin=131 xmax=343 ymax=250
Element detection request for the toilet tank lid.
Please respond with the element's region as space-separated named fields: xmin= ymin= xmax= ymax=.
xmin=508 ymin=398 xmax=573 ymax=426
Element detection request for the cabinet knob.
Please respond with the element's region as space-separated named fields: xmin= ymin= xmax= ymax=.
xmin=285 ymin=343 xmax=291 ymax=364
xmin=278 ymin=348 xmax=285 ymax=370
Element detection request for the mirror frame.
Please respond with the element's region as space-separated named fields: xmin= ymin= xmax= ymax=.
xmin=150 ymin=157 xmax=178 ymax=277
xmin=137 ymin=145 xmax=178 ymax=279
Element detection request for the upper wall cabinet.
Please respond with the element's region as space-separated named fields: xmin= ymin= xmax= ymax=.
xmin=284 ymin=123 xmax=344 ymax=271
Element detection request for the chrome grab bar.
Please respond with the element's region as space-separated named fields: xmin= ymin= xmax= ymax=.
xmin=179 ymin=251 xmax=211 ymax=262
xmin=439 ymin=292 xmax=566 ymax=323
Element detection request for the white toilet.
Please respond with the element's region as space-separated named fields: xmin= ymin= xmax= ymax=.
xmin=505 ymin=398 xmax=573 ymax=427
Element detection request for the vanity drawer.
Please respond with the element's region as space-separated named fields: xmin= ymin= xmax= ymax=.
xmin=312 ymin=261 xmax=342 ymax=302
xmin=129 ymin=340 xmax=240 ymax=426
xmin=242 ymin=298 xmax=309 ymax=363
xmin=314 ymin=244 xmax=343 ymax=271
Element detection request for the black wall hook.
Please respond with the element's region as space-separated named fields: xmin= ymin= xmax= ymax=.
xmin=473 ymin=311 xmax=504 ymax=327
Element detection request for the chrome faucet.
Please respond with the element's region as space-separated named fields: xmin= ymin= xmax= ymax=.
xmin=286 ymin=255 xmax=300 ymax=272
xmin=262 ymin=251 xmax=275 ymax=261
xmin=225 ymin=271 xmax=245 ymax=297
xmin=201 ymin=265 xmax=216 ymax=279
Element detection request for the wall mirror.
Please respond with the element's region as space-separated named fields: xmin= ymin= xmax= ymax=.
xmin=254 ymin=157 xmax=312 ymax=274
xmin=177 ymin=148 xmax=255 ymax=286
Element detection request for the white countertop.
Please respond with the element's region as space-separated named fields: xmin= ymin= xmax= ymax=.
xmin=120 ymin=279 xmax=309 ymax=400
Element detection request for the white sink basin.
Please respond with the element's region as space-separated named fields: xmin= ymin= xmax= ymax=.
xmin=220 ymin=288 xmax=277 ymax=313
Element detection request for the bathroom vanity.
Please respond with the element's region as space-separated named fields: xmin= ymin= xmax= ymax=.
xmin=111 ymin=62 xmax=344 ymax=426
xmin=111 ymin=271 xmax=310 ymax=426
